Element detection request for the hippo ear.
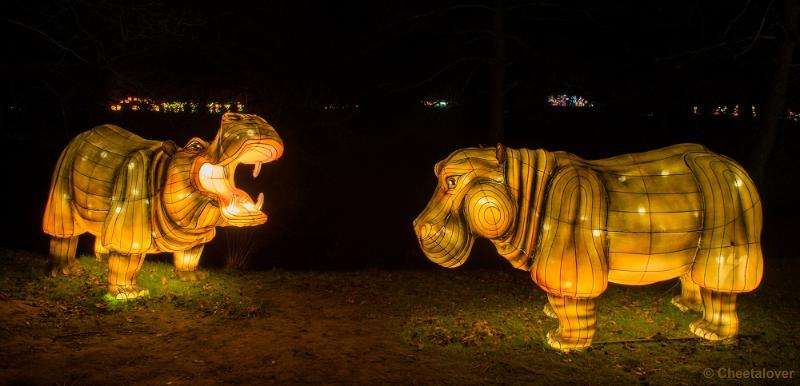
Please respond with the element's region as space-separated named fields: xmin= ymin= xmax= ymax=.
xmin=496 ymin=143 xmax=506 ymax=164
xmin=222 ymin=112 xmax=242 ymax=122
xmin=162 ymin=140 xmax=178 ymax=156
xmin=434 ymin=161 xmax=443 ymax=177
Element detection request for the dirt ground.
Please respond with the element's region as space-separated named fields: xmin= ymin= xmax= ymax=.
xmin=0 ymin=288 xmax=419 ymax=385
xmin=1 ymin=250 xmax=799 ymax=385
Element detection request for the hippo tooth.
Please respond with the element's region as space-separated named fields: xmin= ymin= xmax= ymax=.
xmin=227 ymin=194 xmax=239 ymax=214
xmin=253 ymin=161 xmax=262 ymax=178
xmin=256 ymin=192 xmax=264 ymax=211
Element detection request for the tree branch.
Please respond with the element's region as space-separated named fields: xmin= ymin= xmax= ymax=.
xmin=2 ymin=17 xmax=92 ymax=65
xmin=725 ymin=0 xmax=753 ymax=36
xmin=735 ymin=0 xmax=776 ymax=57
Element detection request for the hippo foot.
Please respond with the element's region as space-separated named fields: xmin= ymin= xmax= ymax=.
xmin=49 ymin=261 xmax=83 ymax=278
xmin=690 ymin=319 xmax=737 ymax=341
xmin=545 ymin=329 xmax=591 ymax=352
xmin=175 ymin=270 xmax=208 ymax=281
xmin=543 ymin=303 xmax=558 ymax=319
xmin=107 ymin=285 xmax=150 ymax=301
xmin=671 ymin=296 xmax=702 ymax=312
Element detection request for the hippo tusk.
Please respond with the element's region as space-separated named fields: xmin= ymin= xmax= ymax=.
xmin=256 ymin=192 xmax=264 ymax=211
xmin=253 ymin=161 xmax=262 ymax=178
xmin=227 ymin=194 xmax=240 ymax=214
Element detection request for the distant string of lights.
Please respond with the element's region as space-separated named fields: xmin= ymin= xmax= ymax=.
xmin=547 ymin=94 xmax=593 ymax=108
xmin=692 ymin=104 xmax=756 ymax=119
xmin=105 ymin=96 xmax=800 ymax=122
xmin=420 ymin=99 xmax=451 ymax=109
xmin=110 ymin=96 xmax=244 ymax=114
xmin=323 ymin=103 xmax=360 ymax=111
xmin=692 ymin=104 xmax=800 ymax=121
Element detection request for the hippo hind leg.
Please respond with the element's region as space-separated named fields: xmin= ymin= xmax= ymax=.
xmin=671 ymin=273 xmax=703 ymax=312
xmin=690 ymin=288 xmax=738 ymax=340
xmin=545 ymin=294 xmax=596 ymax=351
xmin=94 ymin=238 xmax=110 ymax=261
xmin=48 ymin=236 xmax=82 ymax=277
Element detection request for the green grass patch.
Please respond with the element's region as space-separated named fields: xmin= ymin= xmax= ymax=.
xmin=0 ymin=249 xmax=268 ymax=318
xmin=399 ymin=271 xmax=698 ymax=352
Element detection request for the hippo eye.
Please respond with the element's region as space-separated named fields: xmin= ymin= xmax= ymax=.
xmin=445 ymin=175 xmax=460 ymax=190
xmin=186 ymin=141 xmax=205 ymax=152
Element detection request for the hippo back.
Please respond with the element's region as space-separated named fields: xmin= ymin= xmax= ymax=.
xmin=549 ymin=143 xmax=762 ymax=292
xmin=43 ymin=125 xmax=163 ymax=237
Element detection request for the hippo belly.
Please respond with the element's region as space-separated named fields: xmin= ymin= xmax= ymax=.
xmin=596 ymin=152 xmax=703 ymax=285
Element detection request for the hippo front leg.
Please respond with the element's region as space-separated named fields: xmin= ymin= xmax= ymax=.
xmin=48 ymin=236 xmax=81 ymax=277
xmin=545 ymin=294 xmax=597 ymax=351
xmin=174 ymin=245 xmax=208 ymax=281
xmin=107 ymin=252 xmax=148 ymax=300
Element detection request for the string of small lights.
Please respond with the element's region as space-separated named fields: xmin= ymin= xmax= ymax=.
xmin=109 ymin=96 xmax=245 ymax=114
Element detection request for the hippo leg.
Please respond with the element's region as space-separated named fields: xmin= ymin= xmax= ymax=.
xmin=671 ymin=273 xmax=703 ymax=312
xmin=542 ymin=302 xmax=558 ymax=319
xmin=48 ymin=236 xmax=81 ymax=277
xmin=107 ymin=252 xmax=149 ymax=300
xmin=690 ymin=288 xmax=738 ymax=340
xmin=545 ymin=294 xmax=596 ymax=351
xmin=94 ymin=238 xmax=109 ymax=261
xmin=174 ymin=245 xmax=208 ymax=281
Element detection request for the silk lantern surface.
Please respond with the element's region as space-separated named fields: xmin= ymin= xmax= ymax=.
xmin=414 ymin=143 xmax=762 ymax=351
xmin=43 ymin=113 xmax=283 ymax=300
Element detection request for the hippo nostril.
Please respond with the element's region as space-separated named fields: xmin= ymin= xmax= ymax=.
xmin=418 ymin=222 xmax=435 ymax=239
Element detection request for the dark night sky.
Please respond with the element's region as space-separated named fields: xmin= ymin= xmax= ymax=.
xmin=1 ymin=0 xmax=797 ymax=269
xmin=2 ymin=1 xmax=781 ymax=108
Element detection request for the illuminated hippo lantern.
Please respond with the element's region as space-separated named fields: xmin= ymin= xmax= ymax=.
xmin=43 ymin=113 xmax=283 ymax=300
xmin=413 ymin=144 xmax=763 ymax=351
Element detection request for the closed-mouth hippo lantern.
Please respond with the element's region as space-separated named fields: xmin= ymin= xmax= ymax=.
xmin=43 ymin=112 xmax=283 ymax=300
xmin=413 ymin=143 xmax=763 ymax=351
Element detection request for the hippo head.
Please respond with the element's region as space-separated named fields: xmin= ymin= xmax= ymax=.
xmin=189 ymin=112 xmax=284 ymax=227
xmin=413 ymin=145 xmax=516 ymax=267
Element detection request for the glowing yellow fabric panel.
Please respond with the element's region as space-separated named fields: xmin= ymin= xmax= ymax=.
xmin=532 ymin=165 xmax=608 ymax=298
xmin=414 ymin=143 xmax=763 ymax=351
xmin=44 ymin=125 xmax=161 ymax=238
xmin=102 ymin=150 xmax=154 ymax=253
xmin=685 ymin=152 xmax=763 ymax=293
xmin=43 ymin=113 xmax=283 ymax=300
xmin=494 ymin=149 xmax=556 ymax=270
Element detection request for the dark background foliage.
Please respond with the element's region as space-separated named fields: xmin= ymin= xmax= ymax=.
xmin=1 ymin=0 xmax=797 ymax=269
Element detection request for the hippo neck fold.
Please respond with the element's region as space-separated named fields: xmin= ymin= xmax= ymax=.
xmin=150 ymin=149 xmax=220 ymax=252
xmin=492 ymin=148 xmax=557 ymax=270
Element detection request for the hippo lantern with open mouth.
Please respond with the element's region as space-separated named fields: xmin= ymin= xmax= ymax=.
xmin=43 ymin=112 xmax=283 ymax=300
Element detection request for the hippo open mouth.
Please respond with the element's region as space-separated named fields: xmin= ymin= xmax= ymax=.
xmin=189 ymin=113 xmax=284 ymax=226
xmin=197 ymin=139 xmax=282 ymax=224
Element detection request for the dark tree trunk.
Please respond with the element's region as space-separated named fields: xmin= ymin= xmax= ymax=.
xmin=490 ymin=0 xmax=507 ymax=143
xmin=754 ymin=0 xmax=799 ymax=189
